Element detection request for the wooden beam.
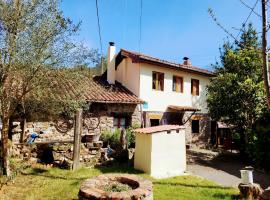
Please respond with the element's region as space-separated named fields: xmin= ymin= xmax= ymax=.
xmin=72 ymin=109 xmax=82 ymax=170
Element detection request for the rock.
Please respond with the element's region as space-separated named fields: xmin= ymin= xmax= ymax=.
xmin=261 ymin=187 xmax=270 ymax=200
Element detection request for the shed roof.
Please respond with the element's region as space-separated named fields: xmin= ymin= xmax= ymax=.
xmin=83 ymin=75 xmax=144 ymax=104
xmin=115 ymin=49 xmax=215 ymax=77
xmin=56 ymin=73 xmax=144 ymax=104
xmin=133 ymin=125 xmax=184 ymax=134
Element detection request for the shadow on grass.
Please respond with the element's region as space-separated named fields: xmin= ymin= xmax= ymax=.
xmin=21 ymin=163 xmax=143 ymax=182
xmin=154 ymin=181 xmax=232 ymax=190
xmin=95 ymin=163 xmax=143 ymax=175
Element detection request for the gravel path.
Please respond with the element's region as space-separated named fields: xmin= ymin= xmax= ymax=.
xmin=186 ymin=148 xmax=270 ymax=189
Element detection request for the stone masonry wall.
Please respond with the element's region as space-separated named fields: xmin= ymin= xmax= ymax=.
xmin=11 ymin=103 xmax=142 ymax=143
xmin=183 ymin=112 xmax=211 ymax=148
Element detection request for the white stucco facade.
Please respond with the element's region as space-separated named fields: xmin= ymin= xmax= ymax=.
xmin=134 ymin=127 xmax=186 ymax=178
xmin=115 ymin=58 xmax=210 ymax=113
xmin=139 ymin=63 xmax=210 ymax=113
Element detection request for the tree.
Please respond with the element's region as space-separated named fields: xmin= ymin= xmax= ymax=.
xmin=207 ymin=24 xmax=267 ymax=150
xmin=0 ymin=0 xmax=92 ymax=176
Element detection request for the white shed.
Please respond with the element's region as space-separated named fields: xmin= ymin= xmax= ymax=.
xmin=134 ymin=125 xmax=186 ymax=178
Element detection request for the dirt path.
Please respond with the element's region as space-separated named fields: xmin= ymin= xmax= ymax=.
xmin=186 ymin=148 xmax=270 ymax=189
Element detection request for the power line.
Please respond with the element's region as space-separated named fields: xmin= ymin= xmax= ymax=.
xmin=95 ymin=0 xmax=103 ymax=74
xmin=95 ymin=0 xmax=103 ymax=54
xmin=138 ymin=0 xmax=143 ymax=52
xmin=236 ymin=0 xmax=259 ymax=40
xmin=239 ymin=0 xmax=261 ymax=18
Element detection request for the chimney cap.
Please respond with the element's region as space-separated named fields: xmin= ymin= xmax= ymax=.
xmin=109 ymin=42 xmax=115 ymax=46
xmin=183 ymin=57 xmax=189 ymax=60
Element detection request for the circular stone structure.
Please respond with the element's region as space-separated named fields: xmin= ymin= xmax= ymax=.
xmin=78 ymin=173 xmax=153 ymax=200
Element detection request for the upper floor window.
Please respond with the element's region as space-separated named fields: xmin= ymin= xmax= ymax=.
xmin=152 ymin=71 xmax=164 ymax=91
xmin=191 ymin=79 xmax=199 ymax=96
xmin=173 ymin=76 xmax=183 ymax=93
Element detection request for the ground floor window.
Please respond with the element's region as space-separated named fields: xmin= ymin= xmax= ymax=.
xmin=150 ymin=119 xmax=160 ymax=127
xmin=192 ymin=120 xmax=199 ymax=133
xmin=113 ymin=117 xmax=129 ymax=129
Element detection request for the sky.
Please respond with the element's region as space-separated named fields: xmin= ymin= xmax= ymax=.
xmin=61 ymin=0 xmax=262 ymax=70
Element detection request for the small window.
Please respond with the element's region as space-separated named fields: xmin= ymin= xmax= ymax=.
xmin=173 ymin=76 xmax=183 ymax=93
xmin=152 ymin=71 xmax=164 ymax=91
xmin=113 ymin=117 xmax=128 ymax=129
xmin=191 ymin=79 xmax=199 ymax=96
xmin=150 ymin=119 xmax=160 ymax=127
xmin=192 ymin=120 xmax=199 ymax=133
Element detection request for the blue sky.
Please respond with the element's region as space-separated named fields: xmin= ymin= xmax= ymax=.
xmin=61 ymin=0 xmax=262 ymax=70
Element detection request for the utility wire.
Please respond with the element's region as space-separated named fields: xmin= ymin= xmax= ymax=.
xmin=95 ymin=0 xmax=103 ymax=73
xmin=236 ymin=0 xmax=259 ymax=40
xmin=239 ymin=0 xmax=261 ymax=18
xmin=138 ymin=0 xmax=143 ymax=52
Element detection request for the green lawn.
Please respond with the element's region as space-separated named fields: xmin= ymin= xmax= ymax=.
xmin=0 ymin=164 xmax=238 ymax=200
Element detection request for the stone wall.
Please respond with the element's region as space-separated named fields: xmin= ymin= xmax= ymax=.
xmin=11 ymin=103 xmax=142 ymax=143
xmin=183 ymin=113 xmax=211 ymax=148
xmin=143 ymin=111 xmax=211 ymax=148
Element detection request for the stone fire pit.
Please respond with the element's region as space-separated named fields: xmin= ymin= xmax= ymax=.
xmin=78 ymin=173 xmax=153 ymax=200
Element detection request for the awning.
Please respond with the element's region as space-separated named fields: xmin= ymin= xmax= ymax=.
xmin=168 ymin=105 xmax=200 ymax=112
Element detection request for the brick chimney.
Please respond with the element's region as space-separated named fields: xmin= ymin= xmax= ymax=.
xmin=183 ymin=57 xmax=191 ymax=66
xmin=107 ymin=42 xmax=116 ymax=84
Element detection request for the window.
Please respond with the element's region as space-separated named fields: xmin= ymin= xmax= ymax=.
xmin=191 ymin=79 xmax=199 ymax=96
xmin=152 ymin=71 xmax=164 ymax=91
xmin=192 ymin=120 xmax=200 ymax=133
xmin=150 ymin=119 xmax=160 ymax=127
xmin=173 ymin=76 xmax=184 ymax=93
xmin=113 ymin=117 xmax=128 ymax=129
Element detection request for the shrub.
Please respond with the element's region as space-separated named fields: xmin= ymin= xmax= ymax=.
xmin=100 ymin=129 xmax=121 ymax=149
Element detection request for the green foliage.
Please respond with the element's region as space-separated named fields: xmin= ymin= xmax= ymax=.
xmin=207 ymin=24 xmax=266 ymax=136
xmin=100 ymin=129 xmax=121 ymax=149
xmin=100 ymin=124 xmax=141 ymax=149
xmin=0 ymin=164 xmax=238 ymax=200
xmin=245 ymin=112 xmax=270 ymax=169
xmin=103 ymin=182 xmax=131 ymax=192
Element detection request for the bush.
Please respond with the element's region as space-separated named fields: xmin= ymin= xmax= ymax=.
xmin=100 ymin=124 xmax=141 ymax=149
xmin=245 ymin=112 xmax=270 ymax=169
xmin=100 ymin=129 xmax=121 ymax=149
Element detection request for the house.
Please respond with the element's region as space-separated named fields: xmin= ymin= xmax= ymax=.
xmin=107 ymin=42 xmax=215 ymax=145
xmin=10 ymin=42 xmax=215 ymax=147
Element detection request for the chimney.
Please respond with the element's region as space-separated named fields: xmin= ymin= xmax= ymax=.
xmin=183 ymin=57 xmax=191 ymax=66
xmin=107 ymin=42 xmax=116 ymax=84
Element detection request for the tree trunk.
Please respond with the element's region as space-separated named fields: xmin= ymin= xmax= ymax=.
xmin=1 ymin=117 xmax=11 ymax=176
xmin=20 ymin=117 xmax=26 ymax=143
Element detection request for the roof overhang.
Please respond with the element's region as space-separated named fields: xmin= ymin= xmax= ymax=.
xmin=133 ymin=125 xmax=185 ymax=134
xmin=115 ymin=49 xmax=216 ymax=77
xmin=168 ymin=105 xmax=200 ymax=112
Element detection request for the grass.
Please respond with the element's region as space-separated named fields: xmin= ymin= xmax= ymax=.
xmin=0 ymin=164 xmax=238 ymax=200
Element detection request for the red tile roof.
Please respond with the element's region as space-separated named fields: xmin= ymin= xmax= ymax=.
xmin=115 ymin=49 xmax=215 ymax=77
xmin=56 ymin=73 xmax=143 ymax=104
xmin=82 ymin=75 xmax=144 ymax=104
xmin=133 ymin=125 xmax=184 ymax=134
xmin=168 ymin=105 xmax=200 ymax=112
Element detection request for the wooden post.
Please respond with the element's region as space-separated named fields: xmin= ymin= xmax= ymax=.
xmin=72 ymin=109 xmax=82 ymax=170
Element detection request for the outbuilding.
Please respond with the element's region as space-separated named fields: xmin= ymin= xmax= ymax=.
xmin=134 ymin=125 xmax=186 ymax=178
